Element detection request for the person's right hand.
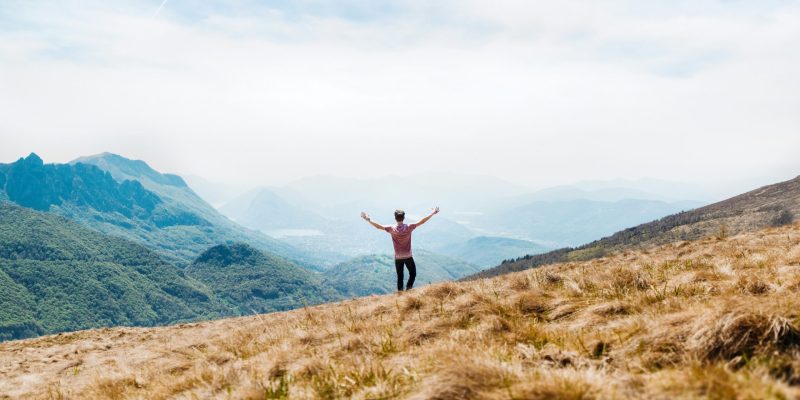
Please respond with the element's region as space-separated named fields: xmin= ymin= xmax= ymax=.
xmin=432 ymin=206 xmax=440 ymax=215
xmin=360 ymin=211 xmax=370 ymax=221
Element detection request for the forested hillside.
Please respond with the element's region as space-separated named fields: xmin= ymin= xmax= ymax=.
xmin=185 ymin=243 xmax=340 ymax=314
xmin=0 ymin=203 xmax=229 ymax=341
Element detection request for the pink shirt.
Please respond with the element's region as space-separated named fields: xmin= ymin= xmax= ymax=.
xmin=385 ymin=223 xmax=417 ymax=259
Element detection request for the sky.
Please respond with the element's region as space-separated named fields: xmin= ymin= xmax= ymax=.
xmin=1 ymin=0 xmax=799 ymax=190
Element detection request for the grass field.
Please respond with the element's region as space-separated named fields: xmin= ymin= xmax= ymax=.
xmin=2 ymin=223 xmax=800 ymax=399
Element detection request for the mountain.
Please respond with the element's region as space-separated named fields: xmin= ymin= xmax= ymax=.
xmin=185 ymin=243 xmax=340 ymax=314
xmin=222 ymin=174 xmax=708 ymax=259
xmin=4 ymin=222 xmax=799 ymax=398
xmin=0 ymin=153 xmax=160 ymax=217
xmin=220 ymin=185 xmax=478 ymax=261
xmin=0 ymin=202 xmax=229 ymax=341
xmin=54 ymin=152 xmax=321 ymax=267
xmin=322 ymin=250 xmax=481 ymax=297
xmin=471 ymin=174 xmax=800 ymax=279
xmin=435 ymin=236 xmax=549 ymax=268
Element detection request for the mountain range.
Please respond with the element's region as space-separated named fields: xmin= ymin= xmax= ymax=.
xmin=214 ymin=175 xmax=704 ymax=264
xmin=69 ymin=153 xmax=326 ymax=267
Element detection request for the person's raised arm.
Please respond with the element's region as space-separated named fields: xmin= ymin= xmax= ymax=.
xmin=361 ymin=212 xmax=387 ymax=231
xmin=413 ymin=206 xmax=440 ymax=228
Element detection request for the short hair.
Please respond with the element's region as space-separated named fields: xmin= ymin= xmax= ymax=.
xmin=394 ymin=209 xmax=405 ymax=221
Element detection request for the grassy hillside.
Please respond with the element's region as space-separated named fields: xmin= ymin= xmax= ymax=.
xmin=0 ymin=202 xmax=229 ymax=341
xmin=185 ymin=243 xmax=340 ymax=314
xmin=472 ymin=175 xmax=800 ymax=280
xmin=4 ymin=222 xmax=798 ymax=398
xmin=322 ymin=250 xmax=482 ymax=297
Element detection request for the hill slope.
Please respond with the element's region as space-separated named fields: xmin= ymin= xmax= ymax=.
xmin=0 ymin=202 xmax=229 ymax=341
xmin=471 ymin=175 xmax=800 ymax=279
xmin=2 ymin=223 xmax=799 ymax=398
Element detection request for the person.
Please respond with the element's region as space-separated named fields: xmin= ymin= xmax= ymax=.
xmin=361 ymin=207 xmax=440 ymax=292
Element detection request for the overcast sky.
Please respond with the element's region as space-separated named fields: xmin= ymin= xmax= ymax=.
xmin=1 ymin=0 xmax=799 ymax=189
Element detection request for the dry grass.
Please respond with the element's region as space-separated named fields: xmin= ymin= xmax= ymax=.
xmin=3 ymin=224 xmax=800 ymax=399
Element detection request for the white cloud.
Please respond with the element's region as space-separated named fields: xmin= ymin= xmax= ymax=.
xmin=0 ymin=0 xmax=798 ymax=189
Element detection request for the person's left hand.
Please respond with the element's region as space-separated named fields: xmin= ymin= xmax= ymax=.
xmin=360 ymin=211 xmax=370 ymax=220
xmin=432 ymin=206 xmax=440 ymax=215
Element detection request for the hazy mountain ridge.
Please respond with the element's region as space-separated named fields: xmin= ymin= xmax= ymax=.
xmin=470 ymin=174 xmax=800 ymax=279
xmin=216 ymin=174 xmax=706 ymax=264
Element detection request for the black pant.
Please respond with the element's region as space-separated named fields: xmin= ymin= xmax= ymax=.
xmin=395 ymin=257 xmax=416 ymax=291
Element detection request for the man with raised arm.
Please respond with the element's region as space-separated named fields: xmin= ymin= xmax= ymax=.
xmin=361 ymin=207 xmax=440 ymax=292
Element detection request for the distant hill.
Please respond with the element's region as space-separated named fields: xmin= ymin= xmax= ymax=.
xmin=185 ymin=243 xmax=340 ymax=314
xmin=435 ymin=236 xmax=549 ymax=267
xmin=0 ymin=202 xmax=229 ymax=341
xmin=322 ymin=250 xmax=481 ymax=297
xmin=469 ymin=175 xmax=800 ymax=279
